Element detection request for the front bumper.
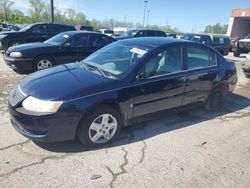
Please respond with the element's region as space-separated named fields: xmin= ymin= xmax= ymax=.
xmin=8 ymin=103 xmax=81 ymax=142
xmin=3 ymin=55 xmax=34 ymax=72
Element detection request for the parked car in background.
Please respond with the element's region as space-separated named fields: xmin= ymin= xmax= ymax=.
xmin=99 ymin=29 xmax=114 ymax=37
xmin=242 ymin=52 xmax=250 ymax=78
xmin=4 ymin=31 xmax=115 ymax=73
xmin=0 ymin=22 xmax=76 ymax=51
xmin=166 ymin=33 xmax=176 ymax=38
xmin=8 ymin=37 xmax=237 ymax=146
xmin=181 ymin=34 xmax=213 ymax=46
xmin=117 ymin=29 xmax=166 ymax=40
xmin=76 ymin=25 xmax=94 ymax=31
xmin=229 ymin=37 xmax=240 ymax=52
xmin=9 ymin=25 xmax=20 ymax=31
xmin=211 ymin=35 xmax=230 ymax=56
xmin=0 ymin=22 xmax=10 ymax=32
xmin=232 ymin=34 xmax=250 ymax=57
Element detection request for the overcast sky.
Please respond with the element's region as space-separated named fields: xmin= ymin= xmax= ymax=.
xmin=11 ymin=0 xmax=250 ymax=32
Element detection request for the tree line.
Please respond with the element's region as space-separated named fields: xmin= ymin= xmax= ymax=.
xmin=0 ymin=0 xmax=228 ymax=34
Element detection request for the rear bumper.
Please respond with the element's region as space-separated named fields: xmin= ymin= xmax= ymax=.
xmin=3 ymin=55 xmax=34 ymax=72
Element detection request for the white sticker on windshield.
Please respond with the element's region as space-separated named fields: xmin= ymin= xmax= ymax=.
xmin=63 ymin=35 xmax=69 ymax=38
xmin=130 ymin=48 xmax=147 ymax=56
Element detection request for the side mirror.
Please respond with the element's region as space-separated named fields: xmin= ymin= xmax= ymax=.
xmin=63 ymin=43 xmax=71 ymax=48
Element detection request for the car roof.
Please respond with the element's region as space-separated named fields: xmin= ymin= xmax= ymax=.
xmin=61 ymin=31 xmax=107 ymax=35
xmin=30 ymin=22 xmax=74 ymax=27
xmin=120 ymin=37 xmax=195 ymax=47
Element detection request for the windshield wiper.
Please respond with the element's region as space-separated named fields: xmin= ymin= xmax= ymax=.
xmin=81 ymin=62 xmax=105 ymax=77
xmin=81 ymin=62 xmax=117 ymax=79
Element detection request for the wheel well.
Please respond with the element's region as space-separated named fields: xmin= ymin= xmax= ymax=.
xmin=8 ymin=40 xmax=23 ymax=47
xmin=213 ymin=83 xmax=228 ymax=95
xmin=75 ymin=102 xmax=124 ymax=138
xmin=82 ymin=102 xmax=123 ymax=123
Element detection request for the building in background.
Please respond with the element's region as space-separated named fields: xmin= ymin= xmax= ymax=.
xmin=227 ymin=8 xmax=250 ymax=38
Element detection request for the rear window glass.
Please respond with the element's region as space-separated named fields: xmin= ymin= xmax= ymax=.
xmin=187 ymin=47 xmax=216 ymax=69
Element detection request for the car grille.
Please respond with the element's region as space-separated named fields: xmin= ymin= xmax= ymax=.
xmin=239 ymin=42 xmax=250 ymax=48
xmin=9 ymin=85 xmax=27 ymax=107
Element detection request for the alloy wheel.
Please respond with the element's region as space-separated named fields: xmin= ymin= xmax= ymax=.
xmin=88 ymin=114 xmax=118 ymax=144
xmin=36 ymin=59 xmax=53 ymax=70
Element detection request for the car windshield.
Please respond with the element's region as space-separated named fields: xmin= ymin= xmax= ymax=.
xmin=44 ymin=33 xmax=72 ymax=45
xmin=82 ymin=42 xmax=153 ymax=76
xmin=120 ymin=30 xmax=139 ymax=38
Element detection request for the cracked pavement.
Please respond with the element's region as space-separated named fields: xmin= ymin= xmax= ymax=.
xmin=0 ymin=53 xmax=250 ymax=187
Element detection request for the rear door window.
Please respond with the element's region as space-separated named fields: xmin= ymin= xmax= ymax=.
xmin=146 ymin=30 xmax=156 ymax=36
xmin=187 ymin=46 xmax=216 ymax=70
xmin=91 ymin=34 xmax=112 ymax=47
xmin=72 ymin=34 xmax=89 ymax=47
xmin=47 ymin=24 xmax=60 ymax=33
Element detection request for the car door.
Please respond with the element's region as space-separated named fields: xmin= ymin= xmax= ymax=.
xmin=132 ymin=45 xmax=186 ymax=117
xmin=182 ymin=44 xmax=218 ymax=105
xmin=26 ymin=24 xmax=48 ymax=43
xmin=56 ymin=36 xmax=78 ymax=64
xmin=73 ymin=33 xmax=93 ymax=62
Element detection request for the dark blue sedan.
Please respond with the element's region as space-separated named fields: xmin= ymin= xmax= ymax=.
xmin=8 ymin=37 xmax=238 ymax=147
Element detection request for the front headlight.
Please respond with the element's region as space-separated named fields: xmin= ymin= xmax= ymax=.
xmin=22 ymin=96 xmax=63 ymax=113
xmin=9 ymin=52 xmax=22 ymax=58
xmin=0 ymin=34 xmax=7 ymax=39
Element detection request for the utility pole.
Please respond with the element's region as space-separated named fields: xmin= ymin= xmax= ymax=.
xmin=147 ymin=10 xmax=150 ymax=27
xmin=142 ymin=0 xmax=148 ymax=28
xmin=50 ymin=0 xmax=54 ymax=23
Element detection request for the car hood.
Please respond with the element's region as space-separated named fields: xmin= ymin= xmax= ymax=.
xmin=7 ymin=42 xmax=52 ymax=52
xmin=19 ymin=63 xmax=113 ymax=101
xmin=0 ymin=31 xmax=19 ymax=35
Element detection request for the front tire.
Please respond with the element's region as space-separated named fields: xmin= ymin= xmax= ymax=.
xmin=34 ymin=56 xmax=55 ymax=71
xmin=77 ymin=105 xmax=122 ymax=147
xmin=233 ymin=51 xmax=240 ymax=57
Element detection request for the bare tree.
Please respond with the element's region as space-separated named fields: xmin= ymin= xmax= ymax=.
xmin=0 ymin=0 xmax=14 ymax=20
xmin=29 ymin=0 xmax=46 ymax=22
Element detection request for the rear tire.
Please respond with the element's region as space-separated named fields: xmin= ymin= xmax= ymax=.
xmin=233 ymin=51 xmax=240 ymax=57
xmin=205 ymin=88 xmax=226 ymax=111
xmin=77 ymin=105 xmax=122 ymax=147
